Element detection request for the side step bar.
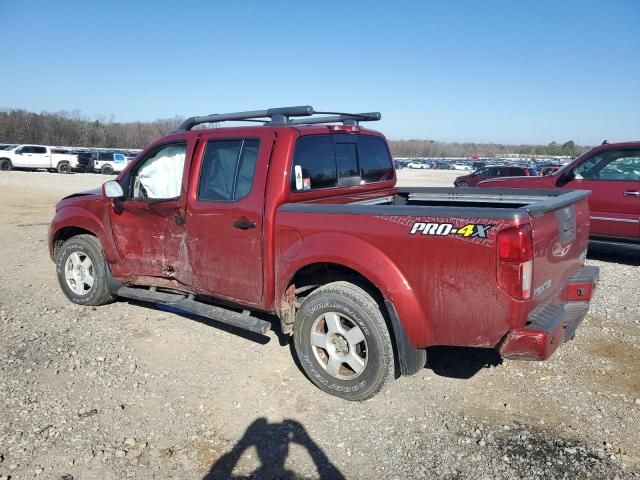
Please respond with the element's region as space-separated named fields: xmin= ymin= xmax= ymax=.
xmin=115 ymin=286 xmax=271 ymax=335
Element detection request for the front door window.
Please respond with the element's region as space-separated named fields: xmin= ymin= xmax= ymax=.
xmin=132 ymin=144 xmax=187 ymax=200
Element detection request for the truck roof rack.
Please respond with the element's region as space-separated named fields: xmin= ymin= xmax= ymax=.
xmin=175 ymin=106 xmax=381 ymax=131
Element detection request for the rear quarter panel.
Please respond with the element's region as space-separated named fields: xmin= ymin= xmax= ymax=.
xmin=275 ymin=210 xmax=531 ymax=348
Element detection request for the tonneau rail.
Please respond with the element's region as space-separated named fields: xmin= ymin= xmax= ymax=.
xmin=397 ymin=187 xmax=592 ymax=218
xmin=279 ymin=188 xmax=591 ymax=220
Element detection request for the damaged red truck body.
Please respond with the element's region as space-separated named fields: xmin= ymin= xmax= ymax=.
xmin=49 ymin=107 xmax=599 ymax=400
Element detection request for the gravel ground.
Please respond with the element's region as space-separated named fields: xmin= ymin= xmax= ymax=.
xmin=0 ymin=170 xmax=638 ymax=480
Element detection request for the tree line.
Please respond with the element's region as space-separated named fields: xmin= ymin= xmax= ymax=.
xmin=0 ymin=109 xmax=588 ymax=157
xmin=0 ymin=109 xmax=182 ymax=150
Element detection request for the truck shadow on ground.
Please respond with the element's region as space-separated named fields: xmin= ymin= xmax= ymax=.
xmin=133 ymin=302 xmax=503 ymax=380
xmin=424 ymin=346 xmax=502 ymax=379
xmin=203 ymin=417 xmax=345 ymax=480
xmin=129 ymin=301 xmax=291 ymax=346
xmin=587 ymin=242 xmax=639 ymax=266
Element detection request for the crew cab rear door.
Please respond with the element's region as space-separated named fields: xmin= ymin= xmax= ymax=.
xmin=564 ymin=148 xmax=640 ymax=239
xmin=184 ymin=131 xmax=273 ymax=305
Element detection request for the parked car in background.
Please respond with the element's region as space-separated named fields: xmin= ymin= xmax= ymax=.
xmin=454 ymin=166 xmax=538 ymax=187
xmin=77 ymin=151 xmax=129 ymax=175
xmin=478 ymin=141 xmax=640 ymax=243
xmin=431 ymin=161 xmax=451 ymax=170
xmin=407 ymin=161 xmax=430 ymax=169
xmin=0 ymin=144 xmax=78 ymax=173
xmin=451 ymin=163 xmax=472 ymax=171
xmin=0 ymin=144 xmax=18 ymax=150
xmin=472 ymin=161 xmax=486 ymax=170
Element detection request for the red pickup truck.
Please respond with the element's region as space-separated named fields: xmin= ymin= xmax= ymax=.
xmin=49 ymin=106 xmax=599 ymax=400
xmin=478 ymin=142 xmax=640 ymax=244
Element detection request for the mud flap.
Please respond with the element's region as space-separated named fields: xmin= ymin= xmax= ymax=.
xmin=385 ymin=300 xmax=427 ymax=376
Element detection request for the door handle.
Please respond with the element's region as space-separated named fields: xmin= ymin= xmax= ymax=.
xmin=233 ymin=219 xmax=256 ymax=230
xmin=624 ymin=191 xmax=640 ymax=197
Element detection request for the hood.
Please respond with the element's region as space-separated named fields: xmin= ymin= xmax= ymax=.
xmin=61 ymin=186 xmax=102 ymax=200
xmin=56 ymin=187 xmax=103 ymax=211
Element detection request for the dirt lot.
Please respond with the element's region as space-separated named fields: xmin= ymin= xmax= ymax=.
xmin=0 ymin=170 xmax=639 ymax=479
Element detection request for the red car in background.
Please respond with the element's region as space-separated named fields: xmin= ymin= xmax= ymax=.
xmin=478 ymin=141 xmax=640 ymax=243
xmin=454 ymin=165 xmax=538 ymax=187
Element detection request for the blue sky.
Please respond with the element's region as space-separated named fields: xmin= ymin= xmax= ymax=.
xmin=1 ymin=0 xmax=638 ymax=145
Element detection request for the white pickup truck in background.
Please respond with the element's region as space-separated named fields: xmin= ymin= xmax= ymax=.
xmin=0 ymin=145 xmax=78 ymax=173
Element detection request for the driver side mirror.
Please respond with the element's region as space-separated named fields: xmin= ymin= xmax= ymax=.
xmin=103 ymin=180 xmax=124 ymax=198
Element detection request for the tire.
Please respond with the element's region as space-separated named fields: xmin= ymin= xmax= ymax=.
xmin=57 ymin=161 xmax=71 ymax=174
xmin=0 ymin=159 xmax=12 ymax=171
xmin=457 ymin=181 xmax=470 ymax=187
xmin=55 ymin=234 xmax=116 ymax=306
xmin=101 ymin=164 xmax=114 ymax=175
xmin=293 ymin=281 xmax=395 ymax=401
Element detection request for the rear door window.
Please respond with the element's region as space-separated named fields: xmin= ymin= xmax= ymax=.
xmin=198 ymin=139 xmax=260 ymax=201
xmin=291 ymin=134 xmax=393 ymax=191
xmin=33 ymin=146 xmax=47 ymax=154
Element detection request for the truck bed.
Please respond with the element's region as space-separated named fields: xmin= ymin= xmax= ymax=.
xmin=276 ymin=187 xmax=591 ymax=350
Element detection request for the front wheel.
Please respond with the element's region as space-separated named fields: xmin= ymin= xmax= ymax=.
xmin=56 ymin=235 xmax=115 ymax=306
xmin=457 ymin=181 xmax=470 ymax=187
xmin=293 ymin=281 xmax=395 ymax=401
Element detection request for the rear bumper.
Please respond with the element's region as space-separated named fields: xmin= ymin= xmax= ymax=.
xmin=499 ymin=266 xmax=599 ymax=361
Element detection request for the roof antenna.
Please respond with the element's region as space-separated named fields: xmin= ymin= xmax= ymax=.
xmin=601 ymin=139 xmax=608 ymax=145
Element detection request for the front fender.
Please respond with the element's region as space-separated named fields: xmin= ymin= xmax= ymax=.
xmin=276 ymin=231 xmax=435 ymax=347
xmin=49 ymin=205 xmax=118 ymax=264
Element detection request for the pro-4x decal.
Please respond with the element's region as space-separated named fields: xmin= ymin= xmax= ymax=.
xmin=409 ymin=222 xmax=494 ymax=239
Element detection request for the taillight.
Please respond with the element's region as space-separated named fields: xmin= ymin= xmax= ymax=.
xmin=497 ymin=224 xmax=533 ymax=300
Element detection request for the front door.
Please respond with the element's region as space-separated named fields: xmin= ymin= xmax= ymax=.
xmin=108 ymin=142 xmax=190 ymax=281
xmin=565 ymin=148 xmax=640 ymax=240
xmin=184 ymin=132 xmax=272 ymax=305
xmin=16 ymin=146 xmax=46 ymax=167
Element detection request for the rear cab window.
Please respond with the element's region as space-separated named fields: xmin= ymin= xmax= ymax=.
xmin=291 ymin=134 xmax=394 ymax=192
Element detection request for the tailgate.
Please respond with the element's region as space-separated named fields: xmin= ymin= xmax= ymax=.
xmin=526 ymin=191 xmax=591 ymax=305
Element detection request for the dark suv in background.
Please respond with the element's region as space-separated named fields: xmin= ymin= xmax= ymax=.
xmin=77 ymin=151 xmax=127 ymax=174
xmin=454 ymin=165 xmax=538 ymax=187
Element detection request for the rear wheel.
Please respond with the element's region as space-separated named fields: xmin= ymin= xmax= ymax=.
xmin=57 ymin=161 xmax=71 ymax=174
xmin=293 ymin=281 xmax=395 ymax=401
xmin=101 ymin=164 xmax=114 ymax=175
xmin=0 ymin=159 xmax=12 ymax=171
xmin=56 ymin=235 xmax=115 ymax=306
